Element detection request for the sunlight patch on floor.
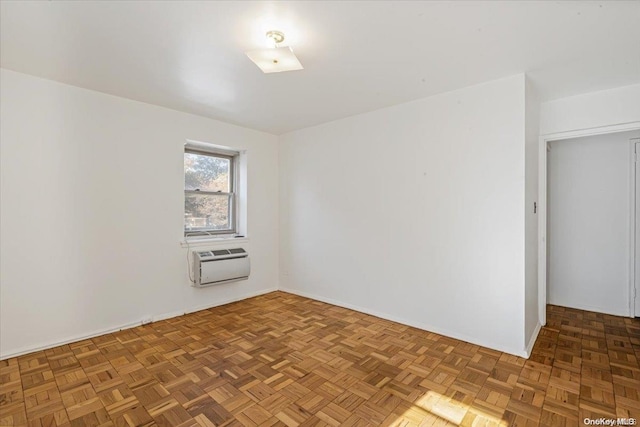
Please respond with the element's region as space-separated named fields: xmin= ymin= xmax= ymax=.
xmin=389 ymin=390 xmax=508 ymax=427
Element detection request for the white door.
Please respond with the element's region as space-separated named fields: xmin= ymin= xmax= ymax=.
xmin=636 ymin=140 xmax=640 ymax=316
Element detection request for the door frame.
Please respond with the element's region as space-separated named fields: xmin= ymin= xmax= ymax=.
xmin=632 ymin=137 xmax=640 ymax=317
xmin=538 ymin=121 xmax=640 ymax=325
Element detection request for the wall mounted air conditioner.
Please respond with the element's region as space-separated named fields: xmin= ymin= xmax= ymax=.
xmin=193 ymin=248 xmax=250 ymax=287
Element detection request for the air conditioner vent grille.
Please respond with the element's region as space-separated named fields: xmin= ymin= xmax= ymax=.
xmin=192 ymin=248 xmax=250 ymax=287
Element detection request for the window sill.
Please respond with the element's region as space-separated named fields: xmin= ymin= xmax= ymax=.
xmin=180 ymin=236 xmax=249 ymax=249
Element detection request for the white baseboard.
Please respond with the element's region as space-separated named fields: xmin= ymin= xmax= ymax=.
xmin=525 ymin=322 xmax=542 ymax=358
xmin=3 ymin=286 xmax=537 ymax=360
xmin=0 ymin=287 xmax=277 ymax=360
xmin=280 ymin=287 xmax=529 ymax=358
xmin=1 ymin=321 xmax=144 ymax=361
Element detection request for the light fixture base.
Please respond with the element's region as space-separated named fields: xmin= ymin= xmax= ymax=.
xmin=266 ymin=30 xmax=285 ymax=45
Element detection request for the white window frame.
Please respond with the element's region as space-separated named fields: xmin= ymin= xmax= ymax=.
xmin=184 ymin=144 xmax=239 ymax=238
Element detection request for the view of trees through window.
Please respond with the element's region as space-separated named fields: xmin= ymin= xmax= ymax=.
xmin=184 ymin=152 xmax=233 ymax=233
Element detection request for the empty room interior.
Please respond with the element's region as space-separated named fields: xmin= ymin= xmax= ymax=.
xmin=1 ymin=1 xmax=640 ymax=426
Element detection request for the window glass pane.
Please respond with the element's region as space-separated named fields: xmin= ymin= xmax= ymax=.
xmin=185 ymin=193 xmax=231 ymax=231
xmin=184 ymin=152 xmax=230 ymax=192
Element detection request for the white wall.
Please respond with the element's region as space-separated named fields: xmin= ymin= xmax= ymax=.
xmin=280 ymin=74 xmax=530 ymax=356
xmin=540 ymin=84 xmax=640 ymax=136
xmin=0 ymin=69 xmax=279 ymax=359
xmin=524 ymin=78 xmax=540 ymax=350
xmin=548 ymin=130 xmax=639 ymax=316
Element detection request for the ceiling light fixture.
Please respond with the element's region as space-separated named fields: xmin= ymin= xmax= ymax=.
xmin=246 ymin=30 xmax=304 ymax=74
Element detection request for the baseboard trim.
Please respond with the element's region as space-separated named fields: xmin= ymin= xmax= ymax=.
xmin=0 ymin=287 xmax=277 ymax=360
xmin=525 ymin=322 xmax=542 ymax=358
xmin=280 ymin=287 xmax=528 ymax=358
xmin=3 ymin=287 xmax=533 ymax=360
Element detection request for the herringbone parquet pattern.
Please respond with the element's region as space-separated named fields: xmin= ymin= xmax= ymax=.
xmin=1 ymin=292 xmax=639 ymax=426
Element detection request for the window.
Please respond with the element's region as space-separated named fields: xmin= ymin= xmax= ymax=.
xmin=184 ymin=147 xmax=237 ymax=236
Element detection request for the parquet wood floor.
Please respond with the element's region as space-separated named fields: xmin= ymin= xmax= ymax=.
xmin=1 ymin=292 xmax=639 ymax=426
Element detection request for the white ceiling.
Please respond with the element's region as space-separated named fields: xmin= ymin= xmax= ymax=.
xmin=1 ymin=1 xmax=639 ymax=134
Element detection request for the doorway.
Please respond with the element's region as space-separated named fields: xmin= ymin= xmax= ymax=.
xmin=548 ymin=130 xmax=639 ymax=317
xmin=538 ymin=123 xmax=640 ymax=324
